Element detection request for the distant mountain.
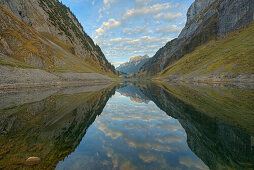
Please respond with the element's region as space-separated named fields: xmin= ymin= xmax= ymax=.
xmin=117 ymin=85 xmax=150 ymax=104
xmin=117 ymin=55 xmax=149 ymax=74
xmin=0 ymin=0 xmax=116 ymax=88
xmin=140 ymin=0 xmax=254 ymax=83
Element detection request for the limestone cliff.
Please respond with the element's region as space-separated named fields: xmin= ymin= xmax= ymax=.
xmin=117 ymin=55 xmax=149 ymax=74
xmin=140 ymin=0 xmax=254 ymax=82
xmin=0 ymin=0 xmax=116 ymax=88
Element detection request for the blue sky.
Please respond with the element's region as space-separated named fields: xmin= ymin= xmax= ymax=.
xmin=61 ymin=0 xmax=194 ymax=66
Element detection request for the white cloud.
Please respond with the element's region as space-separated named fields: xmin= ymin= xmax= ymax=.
xmin=95 ymin=18 xmax=121 ymax=38
xmin=91 ymin=0 xmax=189 ymax=65
xmin=135 ymin=0 xmax=160 ymax=6
xmin=122 ymin=2 xmax=172 ymax=21
xmin=103 ymin=0 xmax=118 ymax=5
xmin=103 ymin=18 xmax=121 ymax=30
xmin=110 ymin=37 xmax=132 ymax=42
xmin=103 ymin=0 xmax=118 ymax=9
xmin=122 ymin=26 xmax=152 ymax=36
xmin=96 ymin=35 xmax=171 ymax=65
xmin=154 ymin=12 xmax=183 ymax=22
xmin=95 ymin=27 xmax=104 ymax=36
xmin=155 ymin=25 xmax=182 ymax=35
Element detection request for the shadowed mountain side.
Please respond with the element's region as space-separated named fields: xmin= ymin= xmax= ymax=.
xmin=0 ymin=84 xmax=117 ymax=169
xmin=139 ymin=82 xmax=254 ymax=170
xmin=0 ymin=0 xmax=116 ymax=74
xmin=0 ymin=0 xmax=117 ymax=88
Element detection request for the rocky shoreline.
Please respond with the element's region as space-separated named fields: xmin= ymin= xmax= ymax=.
xmin=162 ymin=74 xmax=254 ymax=84
xmin=0 ymin=65 xmax=115 ymax=90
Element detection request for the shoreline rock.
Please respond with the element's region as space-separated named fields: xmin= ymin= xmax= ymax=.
xmin=0 ymin=65 xmax=115 ymax=90
xmin=25 ymin=157 xmax=41 ymax=166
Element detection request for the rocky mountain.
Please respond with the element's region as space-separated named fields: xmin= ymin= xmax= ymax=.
xmin=140 ymin=0 xmax=254 ymax=82
xmin=117 ymin=55 xmax=149 ymax=74
xmin=0 ymin=0 xmax=116 ymax=88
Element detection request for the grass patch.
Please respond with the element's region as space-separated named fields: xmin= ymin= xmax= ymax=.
xmin=0 ymin=4 xmax=117 ymax=77
xmin=0 ymin=55 xmax=35 ymax=69
xmin=158 ymin=21 xmax=254 ymax=79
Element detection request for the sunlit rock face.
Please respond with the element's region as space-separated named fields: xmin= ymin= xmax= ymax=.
xmin=0 ymin=0 xmax=116 ymax=79
xmin=116 ymin=55 xmax=149 ymax=74
xmin=0 ymin=84 xmax=116 ymax=169
xmin=140 ymin=0 xmax=254 ymax=75
xmin=186 ymin=0 xmax=215 ymax=25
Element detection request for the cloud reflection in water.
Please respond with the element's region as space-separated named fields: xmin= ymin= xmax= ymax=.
xmin=57 ymin=92 xmax=208 ymax=170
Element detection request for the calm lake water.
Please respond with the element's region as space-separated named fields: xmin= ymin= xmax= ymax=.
xmin=0 ymin=82 xmax=253 ymax=169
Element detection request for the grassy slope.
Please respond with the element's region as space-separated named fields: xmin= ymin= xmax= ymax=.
xmin=157 ymin=21 xmax=254 ymax=79
xmin=0 ymin=5 xmax=117 ymax=78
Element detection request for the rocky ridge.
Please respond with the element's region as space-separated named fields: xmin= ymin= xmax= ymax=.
xmin=0 ymin=0 xmax=116 ymax=88
xmin=117 ymin=55 xmax=149 ymax=74
xmin=140 ymin=0 xmax=254 ymax=82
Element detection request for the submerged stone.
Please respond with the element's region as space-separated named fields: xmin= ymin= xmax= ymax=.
xmin=25 ymin=157 xmax=41 ymax=165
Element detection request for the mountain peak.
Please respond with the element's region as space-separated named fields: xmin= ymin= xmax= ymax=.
xmin=140 ymin=0 xmax=254 ymax=77
xmin=117 ymin=55 xmax=149 ymax=74
xmin=130 ymin=55 xmax=149 ymax=62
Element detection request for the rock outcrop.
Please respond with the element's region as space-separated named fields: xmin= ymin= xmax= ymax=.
xmin=0 ymin=0 xmax=116 ymax=88
xmin=117 ymin=55 xmax=149 ymax=74
xmin=140 ymin=0 xmax=254 ymax=81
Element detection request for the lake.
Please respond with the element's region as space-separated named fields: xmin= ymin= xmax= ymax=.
xmin=0 ymin=81 xmax=253 ymax=169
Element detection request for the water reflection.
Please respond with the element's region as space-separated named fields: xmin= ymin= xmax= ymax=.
xmin=57 ymin=92 xmax=207 ymax=170
xmin=139 ymin=82 xmax=254 ymax=170
xmin=0 ymin=84 xmax=116 ymax=169
xmin=0 ymin=81 xmax=253 ymax=169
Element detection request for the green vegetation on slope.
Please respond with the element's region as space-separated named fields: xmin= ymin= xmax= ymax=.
xmin=38 ymin=0 xmax=116 ymax=74
xmin=0 ymin=4 xmax=117 ymax=78
xmin=38 ymin=0 xmax=92 ymax=51
xmin=0 ymin=54 xmax=35 ymax=69
xmin=157 ymin=21 xmax=254 ymax=79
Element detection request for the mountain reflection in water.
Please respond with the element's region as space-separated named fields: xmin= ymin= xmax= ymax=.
xmin=0 ymin=82 xmax=253 ymax=169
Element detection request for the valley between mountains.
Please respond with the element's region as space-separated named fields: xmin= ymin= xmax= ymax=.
xmin=0 ymin=0 xmax=254 ymax=87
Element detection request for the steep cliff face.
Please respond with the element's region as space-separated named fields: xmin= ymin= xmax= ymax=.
xmin=0 ymin=0 xmax=116 ymax=79
xmin=140 ymin=0 xmax=254 ymax=81
xmin=116 ymin=55 xmax=149 ymax=74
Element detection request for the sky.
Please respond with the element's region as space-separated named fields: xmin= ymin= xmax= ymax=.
xmin=61 ymin=0 xmax=194 ymax=67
